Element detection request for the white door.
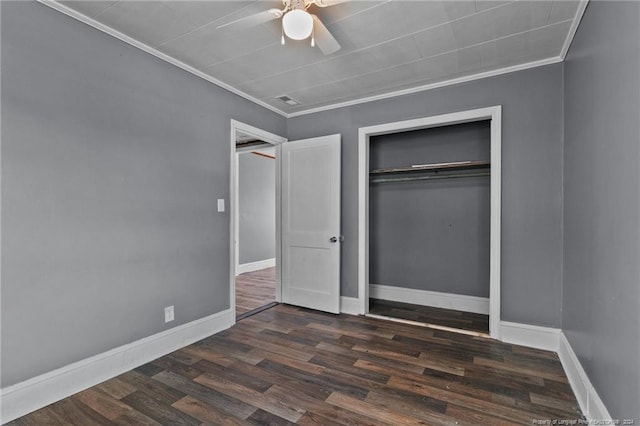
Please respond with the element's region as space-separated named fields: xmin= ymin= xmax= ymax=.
xmin=281 ymin=134 xmax=341 ymax=313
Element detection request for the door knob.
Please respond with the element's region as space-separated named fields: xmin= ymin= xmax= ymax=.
xmin=329 ymin=236 xmax=338 ymax=243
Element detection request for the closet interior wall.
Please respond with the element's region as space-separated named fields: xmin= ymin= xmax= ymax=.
xmin=368 ymin=121 xmax=491 ymax=300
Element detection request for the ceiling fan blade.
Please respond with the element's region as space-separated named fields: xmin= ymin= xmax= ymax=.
xmin=217 ymin=9 xmax=282 ymax=31
xmin=313 ymin=0 xmax=350 ymax=7
xmin=312 ymin=15 xmax=341 ymax=55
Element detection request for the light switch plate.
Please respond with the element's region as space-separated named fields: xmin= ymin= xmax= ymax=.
xmin=217 ymin=199 xmax=225 ymax=212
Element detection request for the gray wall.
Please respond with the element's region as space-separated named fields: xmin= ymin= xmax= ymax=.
xmin=563 ymin=1 xmax=640 ymax=420
xmin=0 ymin=1 xmax=285 ymax=387
xmin=238 ymin=149 xmax=276 ymax=264
xmin=288 ymin=63 xmax=564 ymax=327
xmin=369 ymin=122 xmax=490 ymax=297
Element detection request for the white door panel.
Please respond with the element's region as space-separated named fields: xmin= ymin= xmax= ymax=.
xmin=281 ymin=134 xmax=341 ymax=313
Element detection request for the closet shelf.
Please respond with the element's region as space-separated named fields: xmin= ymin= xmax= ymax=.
xmin=370 ymin=171 xmax=490 ymax=184
xmin=370 ymin=160 xmax=490 ymax=176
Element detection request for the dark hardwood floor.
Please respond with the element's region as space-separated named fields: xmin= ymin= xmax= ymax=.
xmin=10 ymin=304 xmax=583 ymax=425
xmin=369 ymin=298 xmax=490 ymax=334
xmin=236 ymin=267 xmax=276 ymax=318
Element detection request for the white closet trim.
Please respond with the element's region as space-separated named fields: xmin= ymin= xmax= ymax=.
xmin=357 ymin=106 xmax=502 ymax=339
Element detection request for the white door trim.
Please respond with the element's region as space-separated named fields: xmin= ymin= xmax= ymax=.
xmin=230 ymin=120 xmax=286 ymax=321
xmin=357 ymin=106 xmax=502 ymax=339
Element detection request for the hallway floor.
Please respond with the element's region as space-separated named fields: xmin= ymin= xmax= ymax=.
xmin=236 ymin=267 xmax=276 ymax=318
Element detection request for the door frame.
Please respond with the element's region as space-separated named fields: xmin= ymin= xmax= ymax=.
xmin=357 ymin=106 xmax=502 ymax=339
xmin=230 ymin=119 xmax=287 ymax=321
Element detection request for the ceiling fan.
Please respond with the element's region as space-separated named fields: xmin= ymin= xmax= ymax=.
xmin=218 ymin=0 xmax=345 ymax=55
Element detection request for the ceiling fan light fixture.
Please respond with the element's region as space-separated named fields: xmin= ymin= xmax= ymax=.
xmin=282 ymin=9 xmax=313 ymax=40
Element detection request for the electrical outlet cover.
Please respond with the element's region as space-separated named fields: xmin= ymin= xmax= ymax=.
xmin=164 ymin=305 xmax=174 ymax=323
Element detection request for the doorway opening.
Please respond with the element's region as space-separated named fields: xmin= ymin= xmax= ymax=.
xmin=230 ymin=120 xmax=286 ymax=322
xmin=358 ymin=106 xmax=502 ymax=339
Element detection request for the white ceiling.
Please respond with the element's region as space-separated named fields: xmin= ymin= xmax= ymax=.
xmin=54 ymin=0 xmax=585 ymax=116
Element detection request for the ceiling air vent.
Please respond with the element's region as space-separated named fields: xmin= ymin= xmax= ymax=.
xmin=276 ymin=95 xmax=300 ymax=106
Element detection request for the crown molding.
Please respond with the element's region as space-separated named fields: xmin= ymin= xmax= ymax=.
xmin=36 ymin=0 xmax=289 ymax=118
xmin=38 ymin=0 xmax=588 ymax=120
xmin=560 ymin=0 xmax=589 ymax=60
xmin=287 ymin=56 xmax=563 ymax=118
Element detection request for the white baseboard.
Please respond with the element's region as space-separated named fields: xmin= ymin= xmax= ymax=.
xmin=500 ymin=321 xmax=560 ymax=352
xmin=369 ymin=284 xmax=489 ymax=315
xmin=0 ymin=309 xmax=234 ymax=424
xmin=557 ymin=332 xmax=613 ymax=423
xmin=236 ymin=258 xmax=275 ymax=275
xmin=340 ymin=296 xmax=361 ymax=315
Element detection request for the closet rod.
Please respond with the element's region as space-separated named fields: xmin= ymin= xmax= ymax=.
xmin=370 ymin=171 xmax=490 ymax=184
xmin=370 ymin=160 xmax=489 ymax=176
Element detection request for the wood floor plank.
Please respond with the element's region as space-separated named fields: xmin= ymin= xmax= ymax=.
xmin=11 ymin=304 xmax=584 ymax=425
xmin=473 ymin=356 xmax=569 ymax=383
xmin=194 ymin=372 xmax=304 ymax=422
xmin=352 ymin=344 xmax=466 ymax=376
xmin=306 ymin=321 xmax=394 ymax=341
xmin=73 ymin=388 xmax=133 ymax=420
xmin=257 ymin=358 xmax=371 ymax=400
xmin=8 ymin=407 xmax=68 ymax=426
xmin=354 ymin=355 xmax=553 ymax=422
xmin=226 ymin=329 xmax=314 ymax=362
xmin=117 ymin=370 xmax=185 ymax=405
xmin=151 ymin=356 xmax=202 ymax=380
xmin=190 ymin=339 xmax=263 ymax=365
xmin=264 ymin=384 xmax=381 ymax=426
xmin=152 ymin=370 xmax=257 ymax=419
xmin=220 ymin=356 xmax=334 ymax=401
xmin=387 ymin=375 xmax=543 ymax=424
xmin=248 ymin=347 xmax=327 ymax=375
xmin=340 ymin=334 xmax=423 ymax=358
xmin=246 ymin=408 xmax=297 ymax=426
xmin=164 ymin=349 xmax=203 ymax=366
xmin=112 ymin=410 xmax=163 ymax=426
xmin=94 ymin=377 xmax=137 ymax=400
xmin=47 ymin=397 xmax=112 ymax=426
xmin=171 ymin=396 xmax=248 ymax=425
xmin=327 ymin=391 xmax=431 ymax=425
xmin=391 ymin=333 xmax=508 ymax=361
xmin=190 ymin=358 xmax=273 ymax=392
xmin=364 ymin=390 xmax=462 ymax=426
xmin=134 ymin=363 xmax=165 ymax=377
xmin=421 ymin=364 xmax=535 ymax=402
xmin=239 ymin=316 xmax=295 ymax=334
xmin=462 ymin=363 xmax=546 ymax=386
xmin=316 ymin=341 xmax=427 ymax=375
xmin=120 ymin=391 xmax=200 ymax=426
xmin=231 ymin=325 xmax=317 ymax=353
xmin=309 ymin=352 xmax=390 ymax=384
xmin=529 ymin=392 xmax=582 ymax=414
xmin=444 ymin=403 xmax=521 ymax=426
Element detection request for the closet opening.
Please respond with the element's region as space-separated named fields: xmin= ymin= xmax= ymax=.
xmin=368 ymin=121 xmax=490 ymax=335
xmin=357 ymin=107 xmax=502 ymax=339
